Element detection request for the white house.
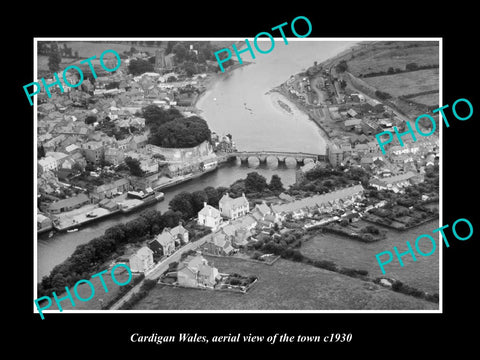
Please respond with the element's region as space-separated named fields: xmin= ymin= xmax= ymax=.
xmin=38 ymin=156 xmax=58 ymax=173
xmin=129 ymin=246 xmax=154 ymax=273
xmin=219 ymin=193 xmax=249 ymax=220
xmin=197 ymin=202 xmax=222 ymax=230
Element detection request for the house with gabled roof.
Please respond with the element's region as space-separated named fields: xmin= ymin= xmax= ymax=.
xmin=169 ymin=223 xmax=189 ymax=244
xmin=149 ymin=228 xmax=176 ymax=256
xmin=177 ymin=254 xmax=220 ymax=289
xmin=129 ymin=246 xmax=154 ymax=273
xmin=197 ymin=202 xmax=222 ymax=230
xmin=219 ymin=193 xmax=249 ymax=220
xmin=48 ymin=193 xmax=90 ymax=214
xmin=202 ymin=232 xmax=235 ymax=256
xmin=231 ymin=214 xmax=257 ymax=232
xmin=251 ymin=201 xmax=272 ymax=222
xmin=220 ymin=223 xmax=251 ymax=247
xmin=369 ymin=172 xmax=418 ymax=193
xmin=271 ymin=185 xmax=365 ymax=216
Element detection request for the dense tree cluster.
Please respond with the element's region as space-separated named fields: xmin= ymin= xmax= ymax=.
xmin=289 ymin=165 xmax=369 ymax=196
xmin=143 ymin=105 xmax=211 ymax=148
xmin=47 ymin=43 xmax=62 ymax=72
xmin=150 ymin=116 xmax=211 ymax=148
xmin=124 ymin=157 xmax=144 ymax=177
xmin=335 ymin=60 xmax=348 ymax=73
xmin=228 ymin=172 xmax=285 ymax=198
xmin=84 ymin=115 xmax=97 ymax=125
xmin=128 ymin=58 xmax=154 ymax=76
xmin=143 ymin=105 xmax=182 ymax=128
xmin=375 ymin=90 xmax=392 ymax=100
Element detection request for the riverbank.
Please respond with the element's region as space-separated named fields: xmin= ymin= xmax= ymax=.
xmin=268 ymin=85 xmax=334 ymax=148
xmin=193 ymin=62 xmax=253 ymax=109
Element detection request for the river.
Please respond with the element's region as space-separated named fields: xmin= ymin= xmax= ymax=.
xmin=37 ymin=40 xmax=358 ymax=279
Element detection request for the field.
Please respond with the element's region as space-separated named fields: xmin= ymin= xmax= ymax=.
xmin=37 ymin=55 xmax=79 ymax=73
xmin=362 ymin=68 xmax=439 ymax=98
xmin=40 ymin=266 xmax=136 ymax=311
xmin=347 ymin=42 xmax=439 ymax=77
xmin=408 ymin=92 xmax=440 ymax=106
xmin=56 ymin=41 xmax=162 ymax=59
xmin=299 ymin=220 xmax=440 ymax=294
xmin=132 ymin=256 xmax=438 ymax=310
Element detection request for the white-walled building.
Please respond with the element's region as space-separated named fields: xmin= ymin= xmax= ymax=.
xmin=129 ymin=246 xmax=154 ymax=273
xmin=197 ymin=202 xmax=222 ymax=230
xmin=219 ymin=193 xmax=249 ymax=220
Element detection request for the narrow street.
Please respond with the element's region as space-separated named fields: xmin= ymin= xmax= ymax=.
xmin=109 ymin=235 xmax=210 ymax=310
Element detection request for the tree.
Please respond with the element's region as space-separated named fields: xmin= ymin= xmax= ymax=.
xmin=72 ymin=161 xmax=84 ymax=174
xmin=166 ymin=41 xmax=176 ymax=55
xmin=183 ymin=61 xmax=197 ymax=76
xmin=85 ymin=115 xmax=97 ymax=125
xmin=406 ymin=62 xmax=418 ymax=71
xmin=148 ymin=116 xmax=211 ymax=148
xmin=38 ymin=42 xmax=50 ymax=55
xmin=143 ymin=105 xmax=181 ymax=127
xmin=362 ymin=225 xmax=379 ymax=235
xmin=169 ymin=192 xmax=195 ymax=219
xmin=138 ymin=209 xmax=164 ymax=232
xmin=191 ymin=190 xmax=208 ymax=213
xmin=127 ymin=59 xmax=154 ymax=76
xmin=48 ymin=43 xmax=62 ymax=72
xmin=204 ymin=186 xmax=219 ymax=206
xmin=162 ymin=210 xmax=183 ymax=228
xmin=375 ymin=90 xmax=392 ymax=100
xmin=104 ymin=224 xmax=127 ymax=244
xmin=335 ymin=60 xmax=348 ymax=73
xmin=172 ymin=43 xmax=188 ymax=62
xmin=124 ymin=157 xmax=144 ymax=177
xmin=269 ymin=174 xmax=284 ymax=192
xmin=124 ymin=217 xmax=150 ymax=241
xmin=245 ymin=172 xmax=268 ymax=193
xmin=37 ymin=144 xmax=46 ymax=159
xmin=216 ymin=186 xmax=229 ymax=199
xmin=229 ymin=180 xmax=246 ymax=198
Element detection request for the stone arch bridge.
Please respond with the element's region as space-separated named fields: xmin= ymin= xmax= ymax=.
xmin=223 ymin=151 xmax=327 ymax=165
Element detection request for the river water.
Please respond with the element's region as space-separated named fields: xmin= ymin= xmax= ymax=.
xmin=37 ymin=40 xmax=369 ymax=281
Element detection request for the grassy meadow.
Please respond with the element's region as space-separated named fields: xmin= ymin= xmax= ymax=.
xmin=132 ymin=256 xmax=438 ymax=311
xmin=362 ymin=68 xmax=439 ymax=98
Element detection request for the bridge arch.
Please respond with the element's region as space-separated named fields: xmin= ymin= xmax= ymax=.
xmin=228 ymin=151 xmax=324 ymax=166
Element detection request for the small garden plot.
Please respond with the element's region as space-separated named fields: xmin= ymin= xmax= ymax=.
xmin=217 ymin=273 xmax=258 ymax=292
xmin=395 ymin=215 xmax=413 ymax=224
xmin=160 ymin=272 xmax=177 ymax=285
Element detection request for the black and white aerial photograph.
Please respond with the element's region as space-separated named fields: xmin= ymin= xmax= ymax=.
xmin=19 ymin=7 xmax=478 ymax=354
xmin=34 ymin=38 xmax=441 ymax=312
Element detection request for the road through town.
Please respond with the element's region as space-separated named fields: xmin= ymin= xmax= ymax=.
xmin=109 ymin=235 xmax=210 ymax=310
